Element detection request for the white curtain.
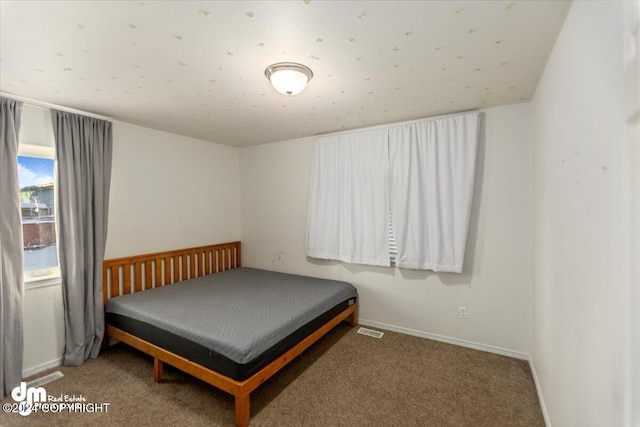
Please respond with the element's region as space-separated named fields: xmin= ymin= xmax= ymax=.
xmin=0 ymin=97 xmax=24 ymax=398
xmin=306 ymin=129 xmax=390 ymax=266
xmin=389 ymin=112 xmax=481 ymax=272
xmin=306 ymin=112 xmax=481 ymax=272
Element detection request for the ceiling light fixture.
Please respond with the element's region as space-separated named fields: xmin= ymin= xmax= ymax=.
xmin=264 ymin=62 xmax=313 ymax=96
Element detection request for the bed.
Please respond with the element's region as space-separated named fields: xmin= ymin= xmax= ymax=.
xmin=102 ymin=241 xmax=358 ymax=426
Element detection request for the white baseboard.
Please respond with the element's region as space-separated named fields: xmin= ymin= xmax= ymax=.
xmin=529 ymin=358 xmax=551 ymax=427
xmin=22 ymin=357 xmax=63 ymax=379
xmin=358 ymin=319 xmax=529 ymax=360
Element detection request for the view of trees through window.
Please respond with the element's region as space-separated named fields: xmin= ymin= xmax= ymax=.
xmin=18 ymin=155 xmax=58 ymax=271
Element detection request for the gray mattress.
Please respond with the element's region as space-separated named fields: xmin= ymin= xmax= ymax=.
xmin=105 ymin=267 xmax=357 ymax=368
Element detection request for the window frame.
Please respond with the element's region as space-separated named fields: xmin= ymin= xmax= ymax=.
xmin=18 ymin=143 xmax=61 ymax=287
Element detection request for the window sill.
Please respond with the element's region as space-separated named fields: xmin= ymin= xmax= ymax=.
xmin=24 ymin=276 xmax=61 ymax=290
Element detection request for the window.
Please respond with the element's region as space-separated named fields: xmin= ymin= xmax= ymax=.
xmin=18 ymin=145 xmax=60 ymax=284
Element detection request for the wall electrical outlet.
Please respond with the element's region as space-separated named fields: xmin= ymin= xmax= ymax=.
xmin=458 ymin=306 xmax=468 ymax=319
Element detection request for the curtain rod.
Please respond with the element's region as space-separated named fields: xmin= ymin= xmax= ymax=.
xmin=1 ymin=92 xmax=111 ymax=121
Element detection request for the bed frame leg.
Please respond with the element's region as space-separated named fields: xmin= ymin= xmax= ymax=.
xmin=348 ymin=309 xmax=357 ymax=327
xmin=154 ymin=357 xmax=163 ymax=383
xmin=234 ymin=393 xmax=250 ymax=427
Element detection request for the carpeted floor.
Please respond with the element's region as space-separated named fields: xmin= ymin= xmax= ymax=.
xmin=1 ymin=324 xmax=543 ymax=426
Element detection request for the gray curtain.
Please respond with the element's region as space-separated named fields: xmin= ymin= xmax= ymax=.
xmin=0 ymin=97 xmax=24 ymax=398
xmin=51 ymin=109 xmax=112 ymax=366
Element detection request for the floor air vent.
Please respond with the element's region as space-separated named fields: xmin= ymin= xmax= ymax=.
xmin=27 ymin=371 xmax=64 ymax=388
xmin=357 ymin=327 xmax=384 ymax=339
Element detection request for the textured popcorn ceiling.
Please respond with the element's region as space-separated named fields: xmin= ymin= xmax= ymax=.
xmin=0 ymin=1 xmax=570 ymax=147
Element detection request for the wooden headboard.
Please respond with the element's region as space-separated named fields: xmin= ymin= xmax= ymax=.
xmin=102 ymin=241 xmax=241 ymax=304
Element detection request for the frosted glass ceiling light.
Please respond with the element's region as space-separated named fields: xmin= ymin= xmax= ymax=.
xmin=265 ymin=62 xmax=313 ymax=96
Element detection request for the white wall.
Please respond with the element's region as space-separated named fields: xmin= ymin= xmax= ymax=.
xmin=22 ymin=284 xmax=65 ymax=377
xmin=105 ymin=121 xmax=240 ymax=258
xmin=19 ymin=104 xmax=241 ymax=376
xmin=530 ymin=1 xmax=639 ymax=426
xmin=239 ymin=103 xmax=532 ymax=357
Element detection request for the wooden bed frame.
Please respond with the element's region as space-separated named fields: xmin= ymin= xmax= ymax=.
xmin=102 ymin=241 xmax=357 ymax=426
